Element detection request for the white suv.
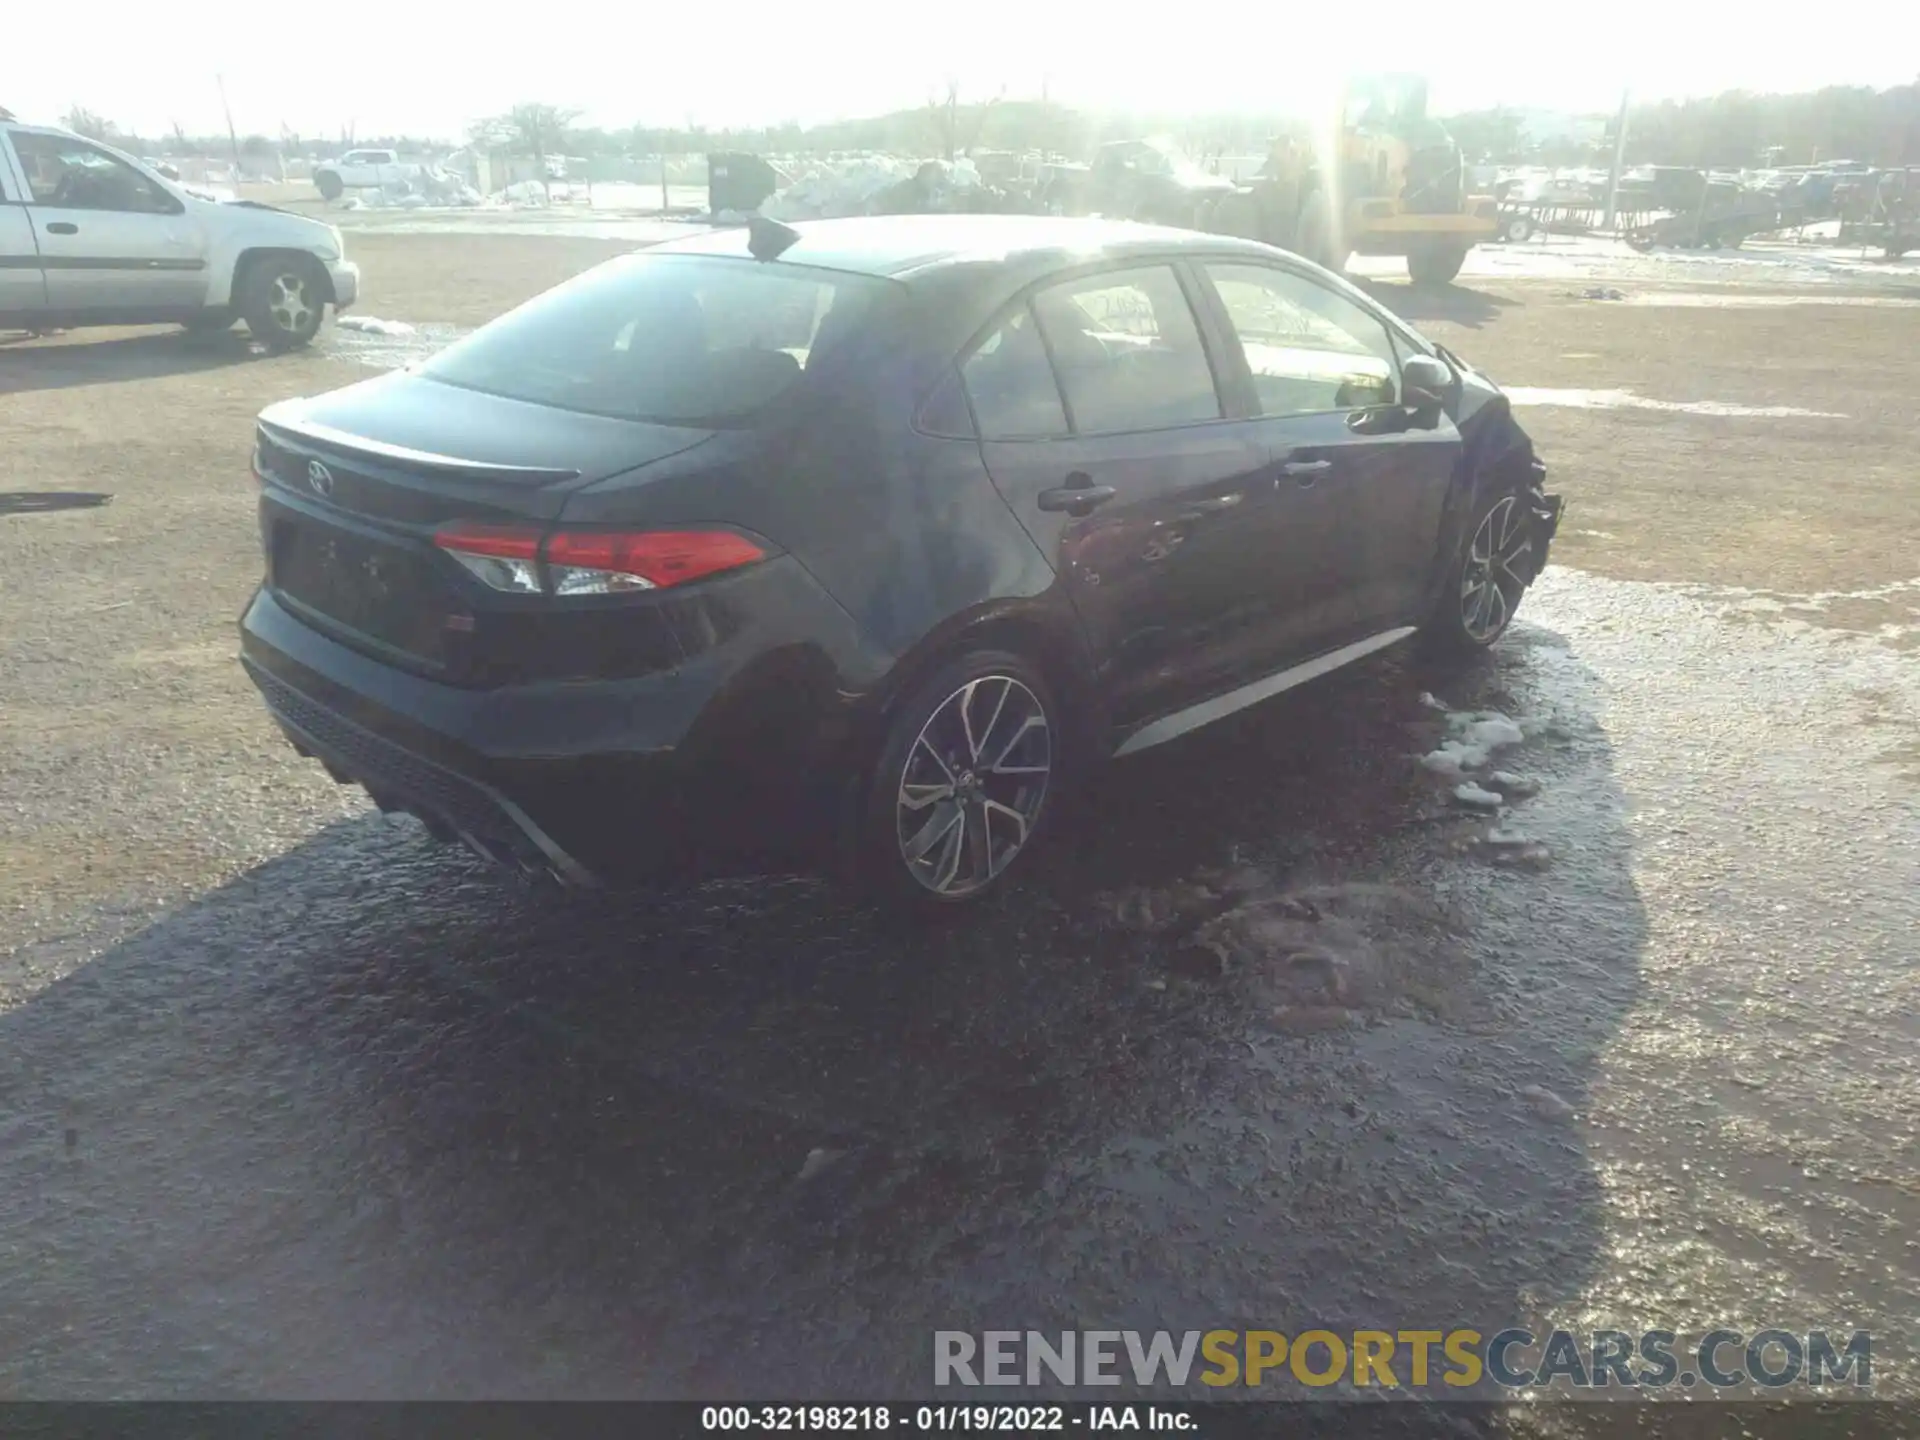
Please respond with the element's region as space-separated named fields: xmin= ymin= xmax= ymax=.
xmin=1 ymin=121 xmax=360 ymax=350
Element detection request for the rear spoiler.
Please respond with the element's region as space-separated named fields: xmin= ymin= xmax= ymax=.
xmin=259 ymin=414 xmax=581 ymax=486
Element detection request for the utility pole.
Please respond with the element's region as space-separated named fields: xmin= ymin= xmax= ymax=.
xmin=217 ymin=73 xmax=242 ymax=179
xmin=1603 ymin=88 xmax=1631 ymax=231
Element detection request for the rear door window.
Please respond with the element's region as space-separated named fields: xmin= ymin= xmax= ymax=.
xmin=1029 ymin=265 xmax=1222 ymax=434
xmin=960 ymin=303 xmax=1068 ymax=439
xmin=419 ymin=253 xmax=895 ymax=425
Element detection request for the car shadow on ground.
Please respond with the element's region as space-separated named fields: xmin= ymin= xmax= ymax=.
xmin=0 ymin=328 xmax=276 ymax=393
xmin=0 ymin=624 xmax=1644 ymax=1405
xmin=1355 ymin=280 xmax=1519 ymax=330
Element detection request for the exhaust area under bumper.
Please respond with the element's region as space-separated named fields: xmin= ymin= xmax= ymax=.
xmin=245 ymin=657 xmax=598 ymax=887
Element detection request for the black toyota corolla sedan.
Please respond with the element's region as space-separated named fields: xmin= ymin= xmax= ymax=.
xmin=240 ymin=214 xmax=1559 ymax=904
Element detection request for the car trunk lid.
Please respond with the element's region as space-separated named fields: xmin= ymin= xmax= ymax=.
xmin=254 ymin=375 xmax=718 ymax=681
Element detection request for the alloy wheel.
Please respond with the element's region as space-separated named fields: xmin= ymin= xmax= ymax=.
xmin=1460 ymin=495 xmax=1534 ymax=643
xmin=895 ymin=674 xmax=1051 ymax=897
xmin=268 ymin=273 xmax=315 ymax=335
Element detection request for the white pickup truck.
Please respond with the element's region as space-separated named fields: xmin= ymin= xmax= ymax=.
xmin=311 ymin=149 xmax=430 ymax=201
xmin=0 ymin=120 xmax=359 ymax=350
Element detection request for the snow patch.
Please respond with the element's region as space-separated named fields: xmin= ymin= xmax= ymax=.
xmin=1488 ymin=770 xmax=1541 ymax=798
xmin=334 ymin=315 xmax=416 ymax=336
xmin=1421 ymin=742 xmax=1488 ymax=777
xmin=1454 ymin=782 xmax=1504 ymax=810
xmin=1454 ymin=714 xmax=1525 ymax=750
xmin=1505 ymin=387 xmax=1846 ymax=420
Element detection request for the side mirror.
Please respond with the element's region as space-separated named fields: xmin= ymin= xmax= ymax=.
xmin=1400 ymin=353 xmax=1450 ymax=425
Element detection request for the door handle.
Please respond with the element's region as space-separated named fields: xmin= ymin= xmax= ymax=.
xmin=1280 ymin=459 xmax=1333 ymax=485
xmin=46 ymin=222 xmax=79 ymax=235
xmin=1038 ymin=484 xmax=1117 ymax=513
xmin=1037 ymin=471 xmax=1117 ymax=514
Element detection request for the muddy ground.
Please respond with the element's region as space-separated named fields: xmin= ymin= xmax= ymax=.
xmin=1 ymin=231 xmax=1916 ymax=1412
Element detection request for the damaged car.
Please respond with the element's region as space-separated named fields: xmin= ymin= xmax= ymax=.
xmin=238 ymin=214 xmax=1559 ymax=905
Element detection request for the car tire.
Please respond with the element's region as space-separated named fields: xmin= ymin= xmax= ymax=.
xmin=238 ymin=255 xmax=328 ymax=351
xmin=1421 ymin=490 xmax=1538 ymax=658
xmin=1408 ymin=244 xmax=1469 ymax=287
xmin=859 ymin=649 xmax=1059 ymax=910
xmin=315 ymin=170 xmax=344 ymax=201
xmin=1502 ymin=214 xmax=1534 ymax=243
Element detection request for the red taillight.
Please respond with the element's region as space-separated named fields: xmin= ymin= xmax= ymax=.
xmin=433 ymin=523 xmax=542 ymax=561
xmin=545 ymin=530 xmax=766 ymax=591
xmin=432 ymin=523 xmax=766 ymax=596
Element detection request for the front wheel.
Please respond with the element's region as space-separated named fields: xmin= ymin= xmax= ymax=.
xmin=860 ymin=651 xmax=1059 ymax=909
xmin=1502 ymin=213 xmax=1535 ymax=243
xmin=1422 ymin=492 xmax=1539 ymax=658
xmin=1408 ymin=243 xmax=1469 ymax=286
xmin=238 ymin=255 xmax=328 ymax=351
xmin=315 ymin=170 xmax=344 ymax=201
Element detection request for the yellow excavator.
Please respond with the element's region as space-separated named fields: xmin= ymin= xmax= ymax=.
xmin=1214 ymin=74 xmax=1502 ymax=283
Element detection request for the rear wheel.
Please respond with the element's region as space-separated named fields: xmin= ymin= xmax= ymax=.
xmin=315 ymin=170 xmax=344 ymax=201
xmin=860 ymin=650 xmax=1058 ymax=909
xmin=1502 ymin=213 xmax=1534 ymax=243
xmin=1422 ymin=491 xmax=1537 ymax=658
xmin=238 ymin=255 xmax=328 ymax=351
xmin=1408 ymin=243 xmax=1469 ymax=287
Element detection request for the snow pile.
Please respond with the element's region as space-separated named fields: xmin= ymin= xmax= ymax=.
xmin=1420 ymin=742 xmax=1487 ymax=777
xmin=335 ymin=315 xmax=415 ymax=337
xmin=332 ymin=176 xmax=481 ymax=210
xmin=1420 ymin=707 xmax=1525 ymax=778
xmin=760 ymin=156 xmax=915 ymax=221
xmin=1455 ymin=714 xmax=1525 ymax=750
xmin=490 ymin=179 xmax=556 ymax=207
xmin=1418 ymin=698 xmax=1552 ymax=862
xmin=756 ymin=155 xmax=985 ymax=222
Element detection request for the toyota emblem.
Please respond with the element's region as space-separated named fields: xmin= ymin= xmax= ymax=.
xmin=306 ymin=460 xmax=335 ymax=498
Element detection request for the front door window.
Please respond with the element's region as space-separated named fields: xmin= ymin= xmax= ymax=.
xmin=11 ymin=133 xmax=176 ymax=214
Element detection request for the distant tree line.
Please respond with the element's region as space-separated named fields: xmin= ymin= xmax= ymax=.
xmin=1445 ymin=81 xmax=1920 ymax=169
xmin=54 ymin=79 xmax=1920 ymax=172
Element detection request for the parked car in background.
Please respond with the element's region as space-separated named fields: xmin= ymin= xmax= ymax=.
xmin=239 ymin=215 xmax=1558 ymax=905
xmin=311 ymin=148 xmax=429 ymax=201
xmin=1 ymin=119 xmax=359 ymax=347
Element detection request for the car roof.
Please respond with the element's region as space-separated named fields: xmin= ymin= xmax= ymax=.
xmin=648 ymin=213 xmax=1282 ymax=281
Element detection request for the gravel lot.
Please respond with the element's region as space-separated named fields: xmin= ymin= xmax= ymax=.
xmin=1 ymin=230 xmax=1916 ymax=1408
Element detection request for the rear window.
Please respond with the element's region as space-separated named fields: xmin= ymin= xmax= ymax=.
xmin=420 ymin=254 xmax=893 ymax=426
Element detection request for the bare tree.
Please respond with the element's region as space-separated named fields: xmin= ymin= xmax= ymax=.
xmin=927 ymin=80 xmax=960 ymax=162
xmin=63 ymin=106 xmax=117 ymax=141
xmin=471 ymin=103 xmax=582 ymax=192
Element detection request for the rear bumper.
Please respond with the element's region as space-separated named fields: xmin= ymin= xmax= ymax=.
xmin=239 ymin=577 xmax=861 ymax=885
xmin=245 ymin=654 xmax=595 ymax=882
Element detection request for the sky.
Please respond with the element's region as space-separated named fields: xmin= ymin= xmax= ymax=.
xmin=7 ymin=0 xmax=1918 ymax=141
